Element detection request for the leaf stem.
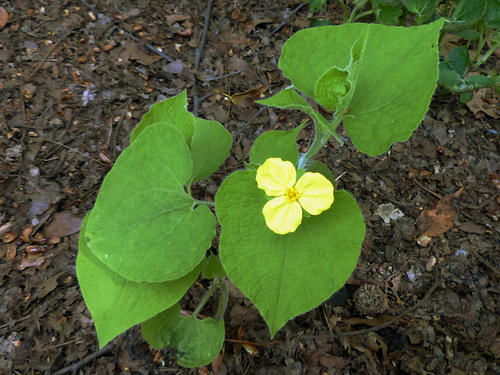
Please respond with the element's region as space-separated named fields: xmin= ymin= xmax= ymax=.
xmin=471 ymin=27 xmax=488 ymax=65
xmin=473 ymin=30 xmax=497 ymax=67
xmin=297 ymin=114 xmax=343 ymax=170
xmin=193 ymin=281 xmax=217 ymax=318
xmin=193 ymin=199 xmax=215 ymax=207
xmin=352 ymin=9 xmax=375 ymax=22
xmin=215 ymin=279 xmax=228 ymax=321
xmin=347 ymin=0 xmax=368 ymax=23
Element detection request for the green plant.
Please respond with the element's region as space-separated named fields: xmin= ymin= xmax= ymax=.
xmin=77 ymin=19 xmax=444 ymax=368
xmin=332 ymin=0 xmax=500 ymax=102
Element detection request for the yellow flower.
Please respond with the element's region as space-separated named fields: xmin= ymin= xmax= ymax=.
xmin=256 ymin=158 xmax=334 ymax=234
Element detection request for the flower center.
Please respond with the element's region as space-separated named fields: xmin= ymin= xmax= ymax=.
xmin=285 ymin=187 xmax=300 ymax=202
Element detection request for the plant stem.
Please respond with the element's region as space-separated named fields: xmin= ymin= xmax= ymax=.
xmin=193 ymin=281 xmax=216 ymax=318
xmin=297 ymin=115 xmax=343 ymax=170
xmin=471 ymin=27 xmax=488 ymax=65
xmin=215 ymin=279 xmax=228 ymax=321
xmin=347 ymin=0 xmax=368 ymax=23
xmin=193 ymin=199 xmax=215 ymax=207
xmin=353 ymin=9 xmax=375 ymax=22
xmin=337 ymin=0 xmax=350 ymax=23
xmin=473 ymin=30 xmax=497 ymax=67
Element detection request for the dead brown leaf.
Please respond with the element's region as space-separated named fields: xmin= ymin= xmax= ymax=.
xmin=418 ymin=187 xmax=464 ymax=237
xmin=465 ymin=87 xmax=499 ymax=119
xmin=43 ymin=211 xmax=82 ymax=238
xmin=165 ymin=14 xmax=191 ymax=25
xmin=223 ymin=84 xmax=266 ymax=106
xmin=114 ymin=41 xmax=162 ymax=65
xmin=0 ymin=7 xmax=8 ymax=30
xmin=36 ymin=272 xmax=62 ymax=299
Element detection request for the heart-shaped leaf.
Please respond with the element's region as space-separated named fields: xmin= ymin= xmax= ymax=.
xmin=77 ymin=215 xmax=203 ymax=347
xmin=86 ymin=123 xmax=215 ymax=283
xmin=216 ymin=170 xmax=365 ymax=336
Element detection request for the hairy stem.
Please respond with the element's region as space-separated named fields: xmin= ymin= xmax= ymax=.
xmin=297 ymin=114 xmax=343 ymax=170
xmin=215 ymin=279 xmax=228 ymax=321
xmin=193 ymin=281 xmax=216 ymax=318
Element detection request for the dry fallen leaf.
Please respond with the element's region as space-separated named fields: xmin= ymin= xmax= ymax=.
xmin=0 ymin=7 xmax=8 ymax=30
xmin=43 ymin=211 xmax=83 ymax=238
xmin=418 ymin=187 xmax=464 ymax=237
xmin=466 ymin=87 xmax=499 ymax=119
xmin=222 ymin=84 xmax=266 ymax=106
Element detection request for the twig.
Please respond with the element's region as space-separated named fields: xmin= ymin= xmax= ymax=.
xmin=413 ymin=178 xmax=443 ymax=200
xmin=109 ymin=98 xmax=132 ymax=157
xmin=52 ymin=343 xmax=115 ymax=375
xmin=233 ymin=107 xmax=267 ymax=139
xmin=335 ymin=277 xmax=441 ymax=336
xmin=193 ymin=93 xmax=213 ymax=116
xmin=40 ymin=137 xmax=108 ymax=167
xmin=25 ymin=31 xmax=73 ymax=81
xmin=269 ymin=3 xmax=307 ymax=38
xmin=195 ymin=0 xmax=215 ymax=70
xmin=0 ymin=315 xmax=31 ymax=329
xmin=225 ymin=338 xmax=283 ymax=347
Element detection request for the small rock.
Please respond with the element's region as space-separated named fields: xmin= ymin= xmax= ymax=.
xmin=375 ymin=203 xmax=404 ymax=224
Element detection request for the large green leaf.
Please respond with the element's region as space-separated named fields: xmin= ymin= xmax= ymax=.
xmin=249 ymin=123 xmax=304 ymax=166
xmin=131 ymin=90 xmax=232 ymax=182
xmin=142 ymin=304 xmax=225 ymax=368
xmin=278 ymin=20 xmax=444 ymax=156
xmin=400 ymin=0 xmax=439 ymax=24
xmin=215 ymin=170 xmax=365 ymax=336
xmin=86 ymin=123 xmax=215 ymax=283
xmin=77 ymin=215 xmax=202 ymax=347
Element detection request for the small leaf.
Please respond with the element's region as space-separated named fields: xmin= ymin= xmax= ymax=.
xmin=86 ymin=124 xmax=215 ymax=283
xmin=257 ymin=88 xmax=342 ymax=143
xmin=315 ymin=68 xmax=350 ymax=111
xmin=249 ymin=124 xmax=305 ymax=166
xmin=438 ymin=62 xmax=465 ymax=91
xmin=456 ymin=29 xmax=480 ymax=41
xmin=130 ymin=90 xmax=231 ymax=182
xmin=203 ymin=253 xmax=226 ymax=280
xmin=400 ymin=0 xmax=439 ymax=24
xmin=191 ymin=118 xmax=232 ymax=182
xmin=142 ymin=304 xmax=225 ymax=368
xmin=445 ymin=46 xmax=470 ymax=76
xmin=483 ymin=0 xmax=500 ymax=29
xmin=446 ymin=0 xmax=486 ymax=33
xmin=303 ymin=0 xmax=327 ymax=12
xmin=77 ymin=215 xmax=202 ymax=347
xmin=216 ymin=170 xmax=365 ymax=336
xmin=375 ymin=4 xmax=403 ymax=25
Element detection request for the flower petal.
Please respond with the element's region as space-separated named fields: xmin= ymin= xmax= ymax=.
xmin=262 ymin=196 xmax=302 ymax=234
xmin=256 ymin=158 xmax=296 ymax=197
xmin=296 ymin=172 xmax=334 ymax=215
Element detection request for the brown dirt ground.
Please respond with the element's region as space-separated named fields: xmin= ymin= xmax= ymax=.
xmin=1 ymin=1 xmax=499 ymax=374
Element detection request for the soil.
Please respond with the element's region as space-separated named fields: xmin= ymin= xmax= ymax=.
xmin=1 ymin=1 xmax=499 ymax=374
